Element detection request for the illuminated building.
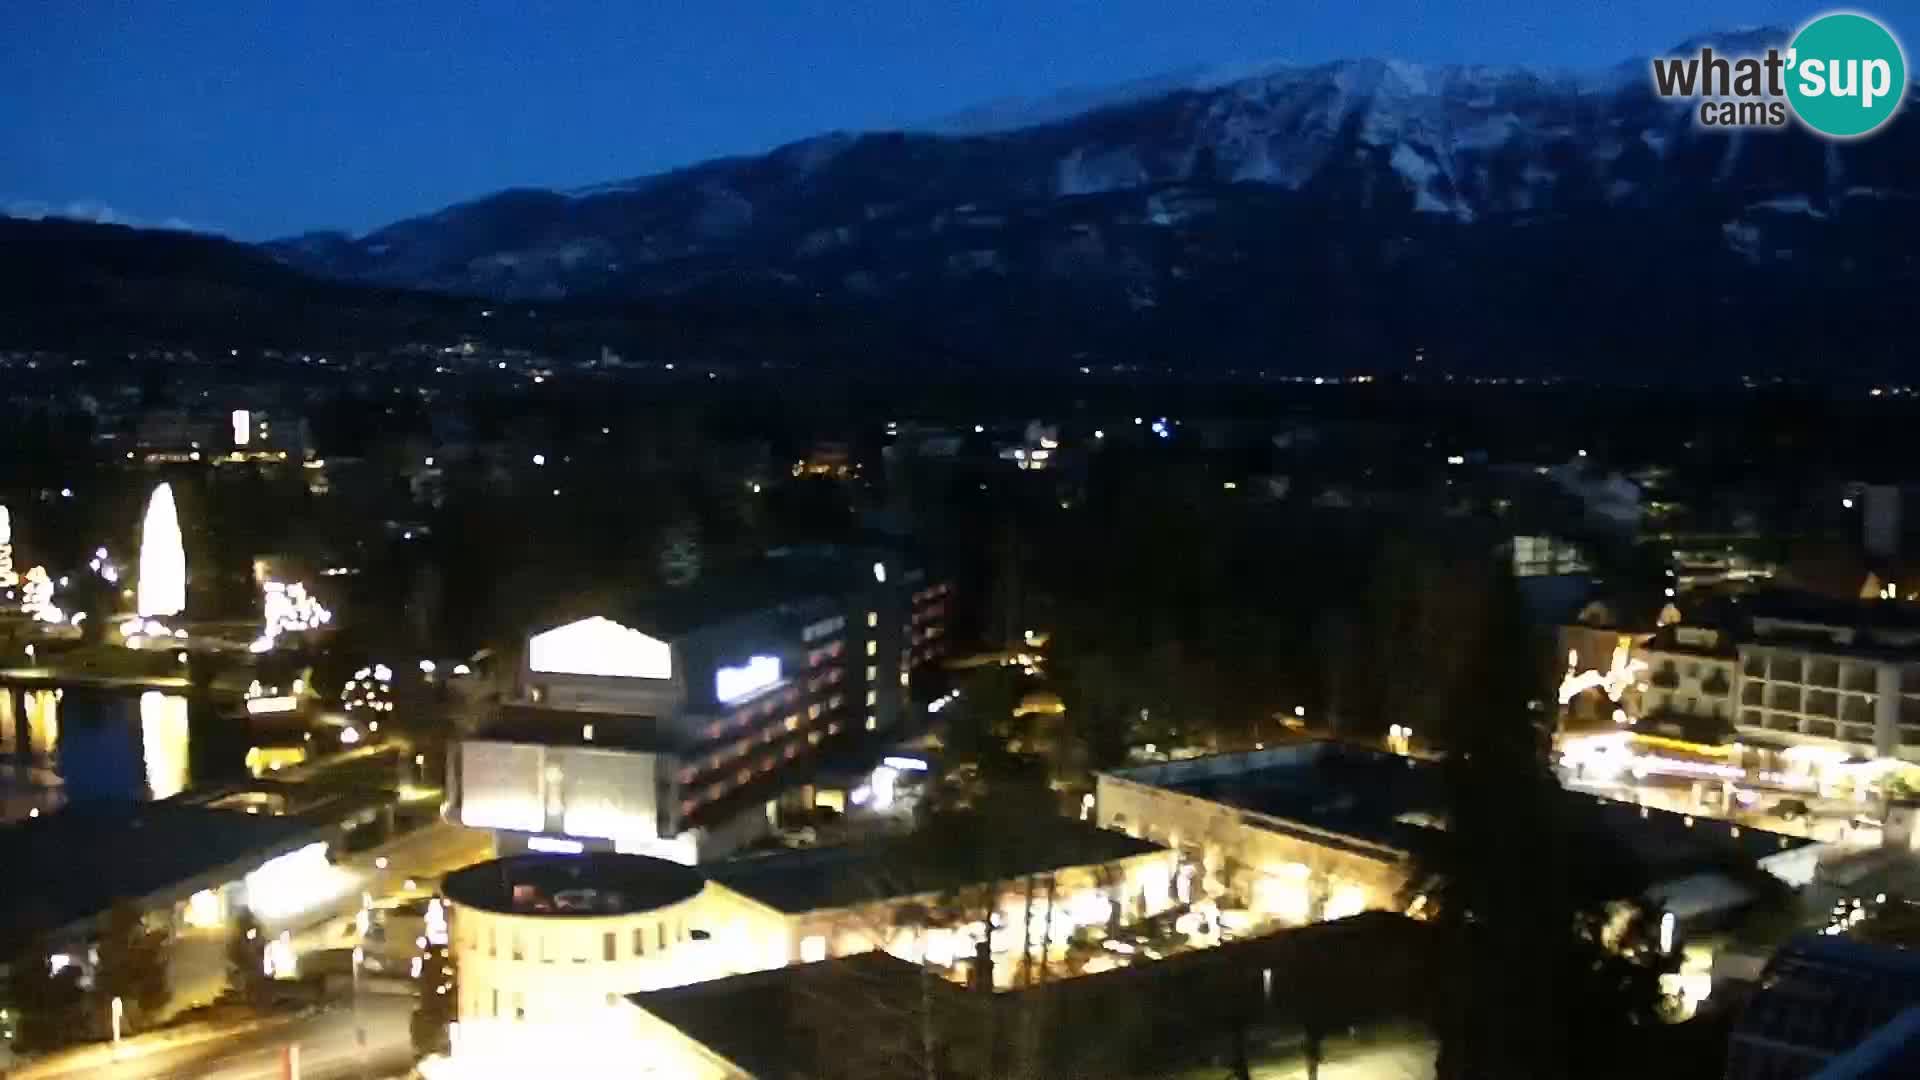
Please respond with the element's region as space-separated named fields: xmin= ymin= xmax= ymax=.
xmin=137 ymin=482 xmax=186 ymax=618
xmin=1636 ymin=625 xmax=1737 ymax=740
xmin=435 ymin=828 xmax=1173 ymax=1071
xmin=1511 ymin=534 xmax=1591 ymax=578
xmin=0 ymin=794 xmax=391 ymax=997
xmin=1729 ymin=593 xmax=1920 ymax=774
xmin=704 ymin=815 xmax=1173 ymax=985
xmin=616 ymin=912 xmax=1430 ymax=1080
xmin=444 ymin=853 xmax=778 ymax=1030
xmin=450 ymin=547 xmax=952 ymax=863
xmin=1095 ymin=741 xmax=1820 ymax=929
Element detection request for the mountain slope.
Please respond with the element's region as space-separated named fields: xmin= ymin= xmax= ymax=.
xmin=264 ymin=36 xmax=1920 ymax=376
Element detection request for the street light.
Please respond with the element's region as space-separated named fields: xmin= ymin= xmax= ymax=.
xmin=352 ymin=945 xmax=367 ymax=1074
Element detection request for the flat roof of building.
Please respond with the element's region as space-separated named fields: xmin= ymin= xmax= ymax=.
xmin=707 ymin=813 xmax=1163 ymax=914
xmin=0 ymin=800 xmax=321 ymax=955
xmin=631 ymin=952 xmax=957 ymax=1079
xmin=442 ymin=852 xmax=706 ymax=917
xmin=1112 ymin=743 xmax=1439 ymax=857
xmin=618 ymin=545 xmax=932 ymax=640
xmin=1107 ymin=742 xmax=1813 ymax=886
xmin=1729 ymin=935 xmax=1920 ymax=1078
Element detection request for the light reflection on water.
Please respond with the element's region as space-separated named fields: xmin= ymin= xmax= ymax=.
xmin=25 ymin=688 xmax=60 ymax=756
xmin=140 ymin=690 xmax=190 ymax=799
xmin=0 ymin=684 xmax=200 ymax=804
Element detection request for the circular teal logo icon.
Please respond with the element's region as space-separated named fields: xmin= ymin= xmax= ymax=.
xmin=1787 ymin=13 xmax=1907 ymax=137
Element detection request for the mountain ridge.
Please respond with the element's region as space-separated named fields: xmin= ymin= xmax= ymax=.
xmin=10 ymin=30 xmax=1916 ymax=378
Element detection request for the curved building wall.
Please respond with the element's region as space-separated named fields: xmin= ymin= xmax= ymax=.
xmin=450 ymin=881 xmax=789 ymax=1025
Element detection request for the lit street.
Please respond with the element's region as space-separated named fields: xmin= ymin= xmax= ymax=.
xmin=163 ymin=819 xmax=490 ymax=1017
xmin=20 ymin=996 xmax=413 ymax=1080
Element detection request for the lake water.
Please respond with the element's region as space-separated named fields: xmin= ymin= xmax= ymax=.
xmin=0 ymin=682 xmax=251 ymax=818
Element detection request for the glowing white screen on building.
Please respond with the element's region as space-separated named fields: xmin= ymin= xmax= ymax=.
xmin=460 ymin=742 xmax=546 ymax=833
xmin=714 ymin=655 xmax=781 ymax=703
xmin=231 ymin=409 xmax=251 ymax=447
xmin=556 ymin=747 xmax=657 ymax=842
xmin=527 ymin=617 xmax=671 ymax=680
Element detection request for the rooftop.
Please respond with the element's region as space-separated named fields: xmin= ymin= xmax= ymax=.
xmin=442 ymin=852 xmax=706 ymax=917
xmin=1744 ymin=588 xmax=1920 ymax=637
xmin=631 ymin=952 xmax=963 ymax=1079
xmin=617 ymin=544 xmax=928 ymax=640
xmin=1728 ymin=935 xmax=1920 ymax=1079
xmin=707 ymin=813 xmax=1164 ymax=914
xmin=1109 ymin=742 xmax=1813 ymax=886
xmin=1112 ymin=742 xmax=1438 ymax=857
xmin=0 ymin=800 xmax=321 ymax=954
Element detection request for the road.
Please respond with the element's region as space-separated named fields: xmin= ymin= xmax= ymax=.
xmin=163 ymin=820 xmax=492 ymax=1018
xmin=24 ymin=997 xmax=414 ymax=1080
xmin=287 ymin=821 xmax=493 ymax=953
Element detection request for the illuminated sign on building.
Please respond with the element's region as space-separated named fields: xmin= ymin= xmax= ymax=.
xmin=715 ymin=655 xmax=781 ymax=703
xmin=232 ymin=409 xmax=251 ymax=447
xmin=527 ymin=617 xmax=672 ymax=680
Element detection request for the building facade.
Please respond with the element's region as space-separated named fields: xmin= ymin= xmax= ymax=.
xmin=1731 ymin=606 xmax=1920 ymax=765
xmin=449 ymin=547 xmax=953 ymax=863
xmin=1637 ymin=625 xmax=1738 ymax=739
xmin=1095 ymin=751 xmax=1408 ymax=927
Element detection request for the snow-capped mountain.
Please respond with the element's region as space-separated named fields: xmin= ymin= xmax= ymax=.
xmin=267 ymin=31 xmax=1920 ymax=375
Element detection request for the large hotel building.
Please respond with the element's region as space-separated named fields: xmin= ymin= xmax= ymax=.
xmin=448 ymin=545 xmax=953 ymax=863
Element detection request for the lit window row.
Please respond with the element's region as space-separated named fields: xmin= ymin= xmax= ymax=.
xmin=475 ymin=917 xmax=689 ymax=966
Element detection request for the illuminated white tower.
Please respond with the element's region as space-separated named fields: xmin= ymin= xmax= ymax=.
xmin=0 ymin=504 xmax=15 ymax=589
xmin=137 ymin=483 xmax=186 ymax=617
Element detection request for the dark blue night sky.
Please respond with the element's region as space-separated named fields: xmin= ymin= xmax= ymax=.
xmin=3 ymin=1 xmax=1910 ymax=239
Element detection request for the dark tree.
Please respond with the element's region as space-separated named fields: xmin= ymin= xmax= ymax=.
xmin=6 ymin=932 xmax=87 ymax=1053
xmin=410 ymin=942 xmax=457 ymax=1057
xmin=92 ymin=901 xmax=172 ymax=1032
xmin=224 ymin=907 xmax=273 ymax=1009
xmin=1409 ymin=542 xmax=1678 ymax=1080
